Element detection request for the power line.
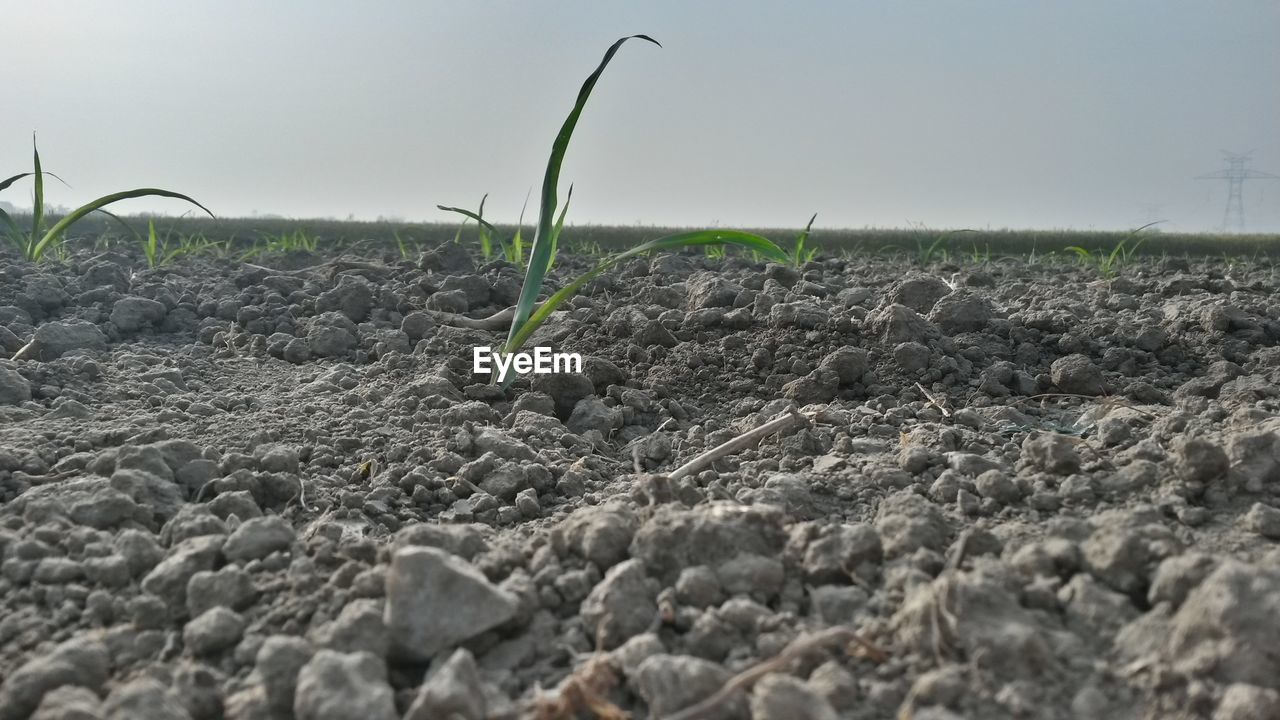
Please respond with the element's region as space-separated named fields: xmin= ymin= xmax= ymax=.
xmin=1196 ymin=151 xmax=1280 ymax=232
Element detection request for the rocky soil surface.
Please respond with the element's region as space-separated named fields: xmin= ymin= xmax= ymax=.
xmin=3 ymin=242 xmax=1280 ymax=720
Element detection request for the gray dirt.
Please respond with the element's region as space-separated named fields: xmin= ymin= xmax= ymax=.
xmin=2 ymin=243 xmax=1280 ymax=719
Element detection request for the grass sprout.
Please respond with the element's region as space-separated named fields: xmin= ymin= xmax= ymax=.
xmin=913 ymin=228 xmax=974 ymax=267
xmin=1064 ymin=221 xmax=1160 ymax=278
xmin=451 ymin=34 xmax=790 ymax=385
xmin=1 ymin=135 xmax=212 ymax=261
xmin=440 ymin=188 xmax=539 ymax=268
xmin=788 ymin=212 xmax=819 ymax=267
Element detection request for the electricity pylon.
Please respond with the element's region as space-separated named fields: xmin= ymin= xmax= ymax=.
xmin=1197 ymin=151 xmax=1279 ymax=232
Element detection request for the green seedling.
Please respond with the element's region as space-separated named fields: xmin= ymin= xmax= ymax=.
xmin=1 ymin=135 xmax=211 ymax=261
xmin=968 ymin=242 xmax=991 ymax=264
xmin=508 ymin=189 xmax=531 ymax=268
xmin=440 ymin=188 xmax=540 ymax=268
xmin=545 ymin=185 xmax=572 ymax=271
xmin=394 ymin=229 xmax=416 ymax=259
xmin=567 ymin=238 xmax=603 ymax=256
xmin=143 ymin=220 xmax=181 ymax=268
xmin=449 ymin=35 xmax=788 ymax=385
xmin=913 ymin=228 xmax=973 ymax=267
xmin=789 ymin=213 xmax=819 ymax=267
xmin=1064 ymin=221 xmax=1159 ymax=279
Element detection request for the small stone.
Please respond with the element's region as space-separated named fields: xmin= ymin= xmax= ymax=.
xmin=1174 ymin=437 xmax=1229 ymax=484
xmin=141 ymin=535 xmax=224 ymax=611
xmin=817 ymin=347 xmax=868 ymax=385
xmin=974 ymin=469 xmax=1021 ymax=504
xmin=1050 ymin=354 xmax=1105 ymax=396
xmin=183 ymin=607 xmax=246 ymax=656
xmin=888 ymin=274 xmax=950 ymax=313
xmin=1168 ymin=560 xmax=1280 ymax=687
xmin=809 ymin=585 xmax=869 ymax=625
xmin=384 ymin=547 xmax=518 ymax=662
xmin=29 ymin=685 xmax=102 ymax=720
xmin=32 ymin=558 xmax=83 ymax=584
xmin=255 ymin=445 xmax=299 ymax=474
xmin=1148 ymin=553 xmax=1216 ymax=607
xmin=868 ymin=304 xmax=935 ymax=344
xmin=928 ymin=290 xmax=998 ymax=334
xmin=1021 ymin=433 xmax=1081 ymax=474
xmin=636 ymin=320 xmax=679 ymax=348
xmin=715 ymin=553 xmax=784 ymax=599
xmin=769 ymin=301 xmax=829 ymax=329
xmin=1245 ymin=503 xmax=1280 ymax=539
xmin=316 ymin=279 xmax=374 ymax=322
xmin=567 ymin=396 xmax=622 ymax=435
xmin=530 ymin=373 xmax=595 ymax=419
xmin=312 ymin=599 xmax=389 ymax=657
xmin=29 ymin=320 xmax=108 ymax=360
xmin=223 ymin=516 xmax=295 ymax=562
xmin=254 ymin=636 xmax=314 ymax=713
xmin=802 ymin=524 xmax=882 ymax=583
xmin=0 ymin=366 xmax=31 ymax=405
xmin=403 ymin=649 xmax=486 ymax=720
xmin=675 ymin=566 xmax=723 ymax=608
xmin=514 ymin=489 xmax=540 ymax=518
xmin=782 ymin=369 xmax=840 ymax=406
xmin=750 ymin=673 xmax=838 ymax=720
xmin=609 ymin=633 xmax=666 ymax=678
xmin=893 ymin=342 xmax=930 ymax=372
xmin=1214 ymin=683 xmax=1280 ymax=720
xmin=874 ymin=491 xmax=948 ymax=557
xmin=109 ymin=296 xmax=166 ymax=332
xmin=0 ymin=636 xmax=110 ymax=720
xmin=294 ymin=650 xmax=396 ymax=720
xmin=187 ymin=566 xmax=258 ymax=617
xmin=400 ymin=311 xmax=435 ymax=342
xmin=1083 ymin=519 xmax=1181 ymax=596
xmin=580 ymin=559 xmax=659 ymax=649
xmin=102 ymin=677 xmax=189 ymax=720
xmin=632 ymin=654 xmax=745 ymax=719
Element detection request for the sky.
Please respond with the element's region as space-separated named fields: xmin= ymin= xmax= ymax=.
xmin=4 ymin=1 xmax=1279 ymax=233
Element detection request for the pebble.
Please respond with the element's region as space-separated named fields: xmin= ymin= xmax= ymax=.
xmin=294 ymin=650 xmax=397 ymax=720
xmin=384 ymin=547 xmax=518 ymax=662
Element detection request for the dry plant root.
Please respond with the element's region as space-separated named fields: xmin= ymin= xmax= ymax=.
xmin=429 ymin=305 xmax=519 ymax=330
xmin=914 ymin=382 xmax=953 ymax=418
xmin=527 ymin=654 xmax=629 ymax=720
xmin=666 ymin=409 xmax=809 ymax=483
xmin=663 ymin=626 xmax=887 ymax=720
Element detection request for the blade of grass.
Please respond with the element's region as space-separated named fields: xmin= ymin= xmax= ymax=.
xmin=32 ymin=138 xmax=45 ymax=259
xmin=506 ymin=34 xmax=661 ymax=353
xmin=510 ymin=188 xmax=531 ymax=267
xmin=437 ymin=205 xmax=500 ymax=235
xmin=792 ymin=212 xmax=817 ymax=267
xmin=0 ymin=206 xmax=20 ymax=243
xmin=477 ymin=194 xmax=492 ymax=260
xmin=145 ymin=219 xmax=159 ymax=268
xmin=547 ymin=183 xmax=573 ymax=271
xmin=32 ymin=189 xmax=213 ymax=260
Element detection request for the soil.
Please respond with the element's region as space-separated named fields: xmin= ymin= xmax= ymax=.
xmin=2 ymin=242 xmax=1280 ymax=720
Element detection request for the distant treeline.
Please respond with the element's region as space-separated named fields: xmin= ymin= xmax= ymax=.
xmin=12 ymin=212 xmax=1280 ymax=258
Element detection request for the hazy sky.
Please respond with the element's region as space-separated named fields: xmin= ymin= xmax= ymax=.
xmin=5 ymin=1 xmax=1279 ymax=232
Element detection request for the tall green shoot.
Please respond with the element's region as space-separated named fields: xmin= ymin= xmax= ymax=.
xmin=1 ymin=136 xmax=212 ymax=261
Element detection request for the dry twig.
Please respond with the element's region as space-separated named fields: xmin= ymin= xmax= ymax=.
xmin=666 ymin=409 xmax=808 ymax=483
xmin=914 ymin=382 xmax=953 ymax=418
